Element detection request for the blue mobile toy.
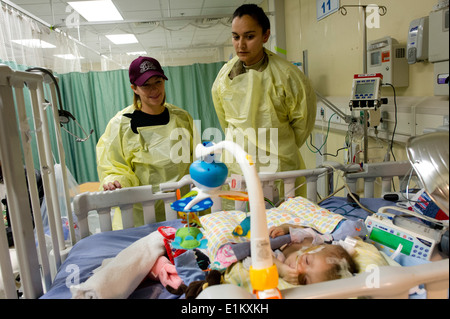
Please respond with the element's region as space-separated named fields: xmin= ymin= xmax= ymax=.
xmin=170 ymin=142 xmax=232 ymax=250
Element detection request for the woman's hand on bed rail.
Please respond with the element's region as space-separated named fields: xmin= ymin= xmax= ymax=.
xmin=103 ymin=180 xmax=122 ymax=191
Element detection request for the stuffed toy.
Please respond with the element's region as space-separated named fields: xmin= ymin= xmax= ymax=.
xmin=232 ymin=215 xmax=251 ymax=238
xmin=148 ymin=256 xmax=182 ymax=289
xmin=166 ymin=270 xmax=223 ymax=299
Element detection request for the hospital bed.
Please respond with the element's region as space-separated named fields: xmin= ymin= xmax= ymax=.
xmin=1 ymin=65 xmax=448 ymax=299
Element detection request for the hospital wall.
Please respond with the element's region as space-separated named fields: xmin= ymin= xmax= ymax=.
xmin=283 ymin=0 xmax=449 ymax=179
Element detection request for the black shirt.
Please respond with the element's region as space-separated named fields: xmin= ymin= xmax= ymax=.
xmin=124 ymin=108 xmax=170 ymax=134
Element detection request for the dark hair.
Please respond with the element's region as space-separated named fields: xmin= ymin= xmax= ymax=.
xmin=297 ymin=244 xmax=358 ymax=285
xmin=323 ymin=245 xmax=358 ymax=281
xmin=232 ymin=4 xmax=270 ymax=34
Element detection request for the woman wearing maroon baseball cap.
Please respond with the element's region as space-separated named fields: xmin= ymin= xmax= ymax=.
xmin=96 ymin=56 xmax=197 ymax=227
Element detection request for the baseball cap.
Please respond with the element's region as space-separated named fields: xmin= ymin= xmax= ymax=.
xmin=129 ymin=56 xmax=168 ymax=86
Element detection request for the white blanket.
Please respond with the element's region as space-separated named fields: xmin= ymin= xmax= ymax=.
xmin=70 ymin=230 xmax=165 ymax=299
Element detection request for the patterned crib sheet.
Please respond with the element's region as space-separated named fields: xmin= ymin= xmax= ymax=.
xmin=200 ymin=197 xmax=345 ymax=259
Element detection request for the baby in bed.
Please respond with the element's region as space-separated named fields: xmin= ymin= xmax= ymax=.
xmin=269 ymin=224 xmax=358 ymax=285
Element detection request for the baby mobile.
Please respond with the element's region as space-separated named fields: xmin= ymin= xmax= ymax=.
xmin=169 ymin=142 xmax=253 ymax=250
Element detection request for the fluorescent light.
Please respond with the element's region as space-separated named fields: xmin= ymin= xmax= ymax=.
xmin=106 ymin=34 xmax=138 ymax=44
xmin=68 ymin=0 xmax=123 ymax=22
xmin=11 ymin=39 xmax=56 ymax=48
xmin=126 ymin=51 xmax=147 ymax=56
xmin=54 ymin=54 xmax=84 ymax=60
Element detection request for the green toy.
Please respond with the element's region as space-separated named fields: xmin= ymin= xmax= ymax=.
xmin=172 ymin=227 xmax=207 ymax=250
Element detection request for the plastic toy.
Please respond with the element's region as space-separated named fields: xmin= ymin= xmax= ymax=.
xmin=178 ymin=142 xmax=249 ymax=212
xmin=172 ymin=226 xmax=208 ymax=250
xmin=173 ymin=190 xmax=204 ymax=228
xmin=157 ymin=226 xmax=186 ymax=264
xmin=177 ymin=210 xmax=203 ymax=228
xmin=232 ymin=215 xmax=251 ymax=238
xmin=170 ymin=142 xmax=248 ymax=250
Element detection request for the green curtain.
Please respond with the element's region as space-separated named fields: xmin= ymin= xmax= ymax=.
xmin=57 ymin=69 xmax=132 ymax=183
xmin=164 ymin=63 xmax=224 ymax=132
xmin=58 ymin=62 xmax=225 ymax=184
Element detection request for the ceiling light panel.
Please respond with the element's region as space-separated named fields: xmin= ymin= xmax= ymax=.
xmin=68 ymin=0 xmax=124 ymax=22
xmin=11 ymin=39 xmax=56 ymax=48
xmin=126 ymin=51 xmax=148 ymax=56
xmin=54 ymin=54 xmax=85 ymax=60
xmin=106 ymin=34 xmax=139 ymax=44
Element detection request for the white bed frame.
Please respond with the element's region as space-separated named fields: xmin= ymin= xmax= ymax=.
xmin=1 ymin=65 xmax=76 ymax=299
xmin=1 ymin=64 xmax=448 ymax=299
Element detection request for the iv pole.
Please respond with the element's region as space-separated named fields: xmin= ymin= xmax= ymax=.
xmin=339 ymin=4 xmax=387 ymax=163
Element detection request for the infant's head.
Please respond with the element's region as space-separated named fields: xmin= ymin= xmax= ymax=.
xmin=288 ymin=244 xmax=358 ymax=285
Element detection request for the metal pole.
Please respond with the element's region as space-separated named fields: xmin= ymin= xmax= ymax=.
xmin=362 ymin=6 xmax=369 ymax=163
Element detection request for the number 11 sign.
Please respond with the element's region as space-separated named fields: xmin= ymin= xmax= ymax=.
xmin=316 ymin=0 xmax=340 ymax=21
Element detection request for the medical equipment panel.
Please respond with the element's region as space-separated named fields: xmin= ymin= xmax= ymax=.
xmin=367 ymin=36 xmax=409 ymax=87
xmin=407 ymin=16 xmax=429 ymax=64
xmin=428 ymin=6 xmax=449 ymax=63
xmin=349 ymin=73 xmax=382 ymax=110
xmin=433 ymin=61 xmax=449 ymax=96
xmin=428 ymin=5 xmax=449 ymax=95
xmin=365 ymin=214 xmax=436 ymax=261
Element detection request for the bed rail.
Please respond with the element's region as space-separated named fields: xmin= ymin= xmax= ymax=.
xmin=0 ymin=65 xmax=74 ymax=298
xmin=344 ymin=161 xmax=413 ymax=198
xmin=73 ymin=185 xmax=178 ymax=238
xmin=281 ymin=258 xmax=449 ymax=299
xmin=159 ymin=167 xmax=332 ymax=210
xmin=73 ymin=161 xmax=419 ymax=240
xmin=258 ymin=167 xmax=329 ymax=203
xmin=245 ymin=161 xmax=414 ymax=204
xmin=199 ymin=258 xmax=449 ymax=299
xmin=73 ymin=166 xmax=336 ymax=240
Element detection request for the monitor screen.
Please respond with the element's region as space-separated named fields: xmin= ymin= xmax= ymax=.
xmin=355 ymin=82 xmax=376 ymax=95
xmin=369 ymin=227 xmax=413 ymax=255
xmin=371 ymin=51 xmax=381 ymax=66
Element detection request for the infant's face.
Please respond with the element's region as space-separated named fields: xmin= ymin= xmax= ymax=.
xmin=285 ymin=245 xmax=333 ymax=285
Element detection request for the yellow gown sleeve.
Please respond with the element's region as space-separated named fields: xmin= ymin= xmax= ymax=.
xmin=96 ymin=112 xmax=140 ymax=188
xmin=284 ymin=68 xmax=317 ymax=149
xmin=211 ymin=66 xmax=230 ymax=132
